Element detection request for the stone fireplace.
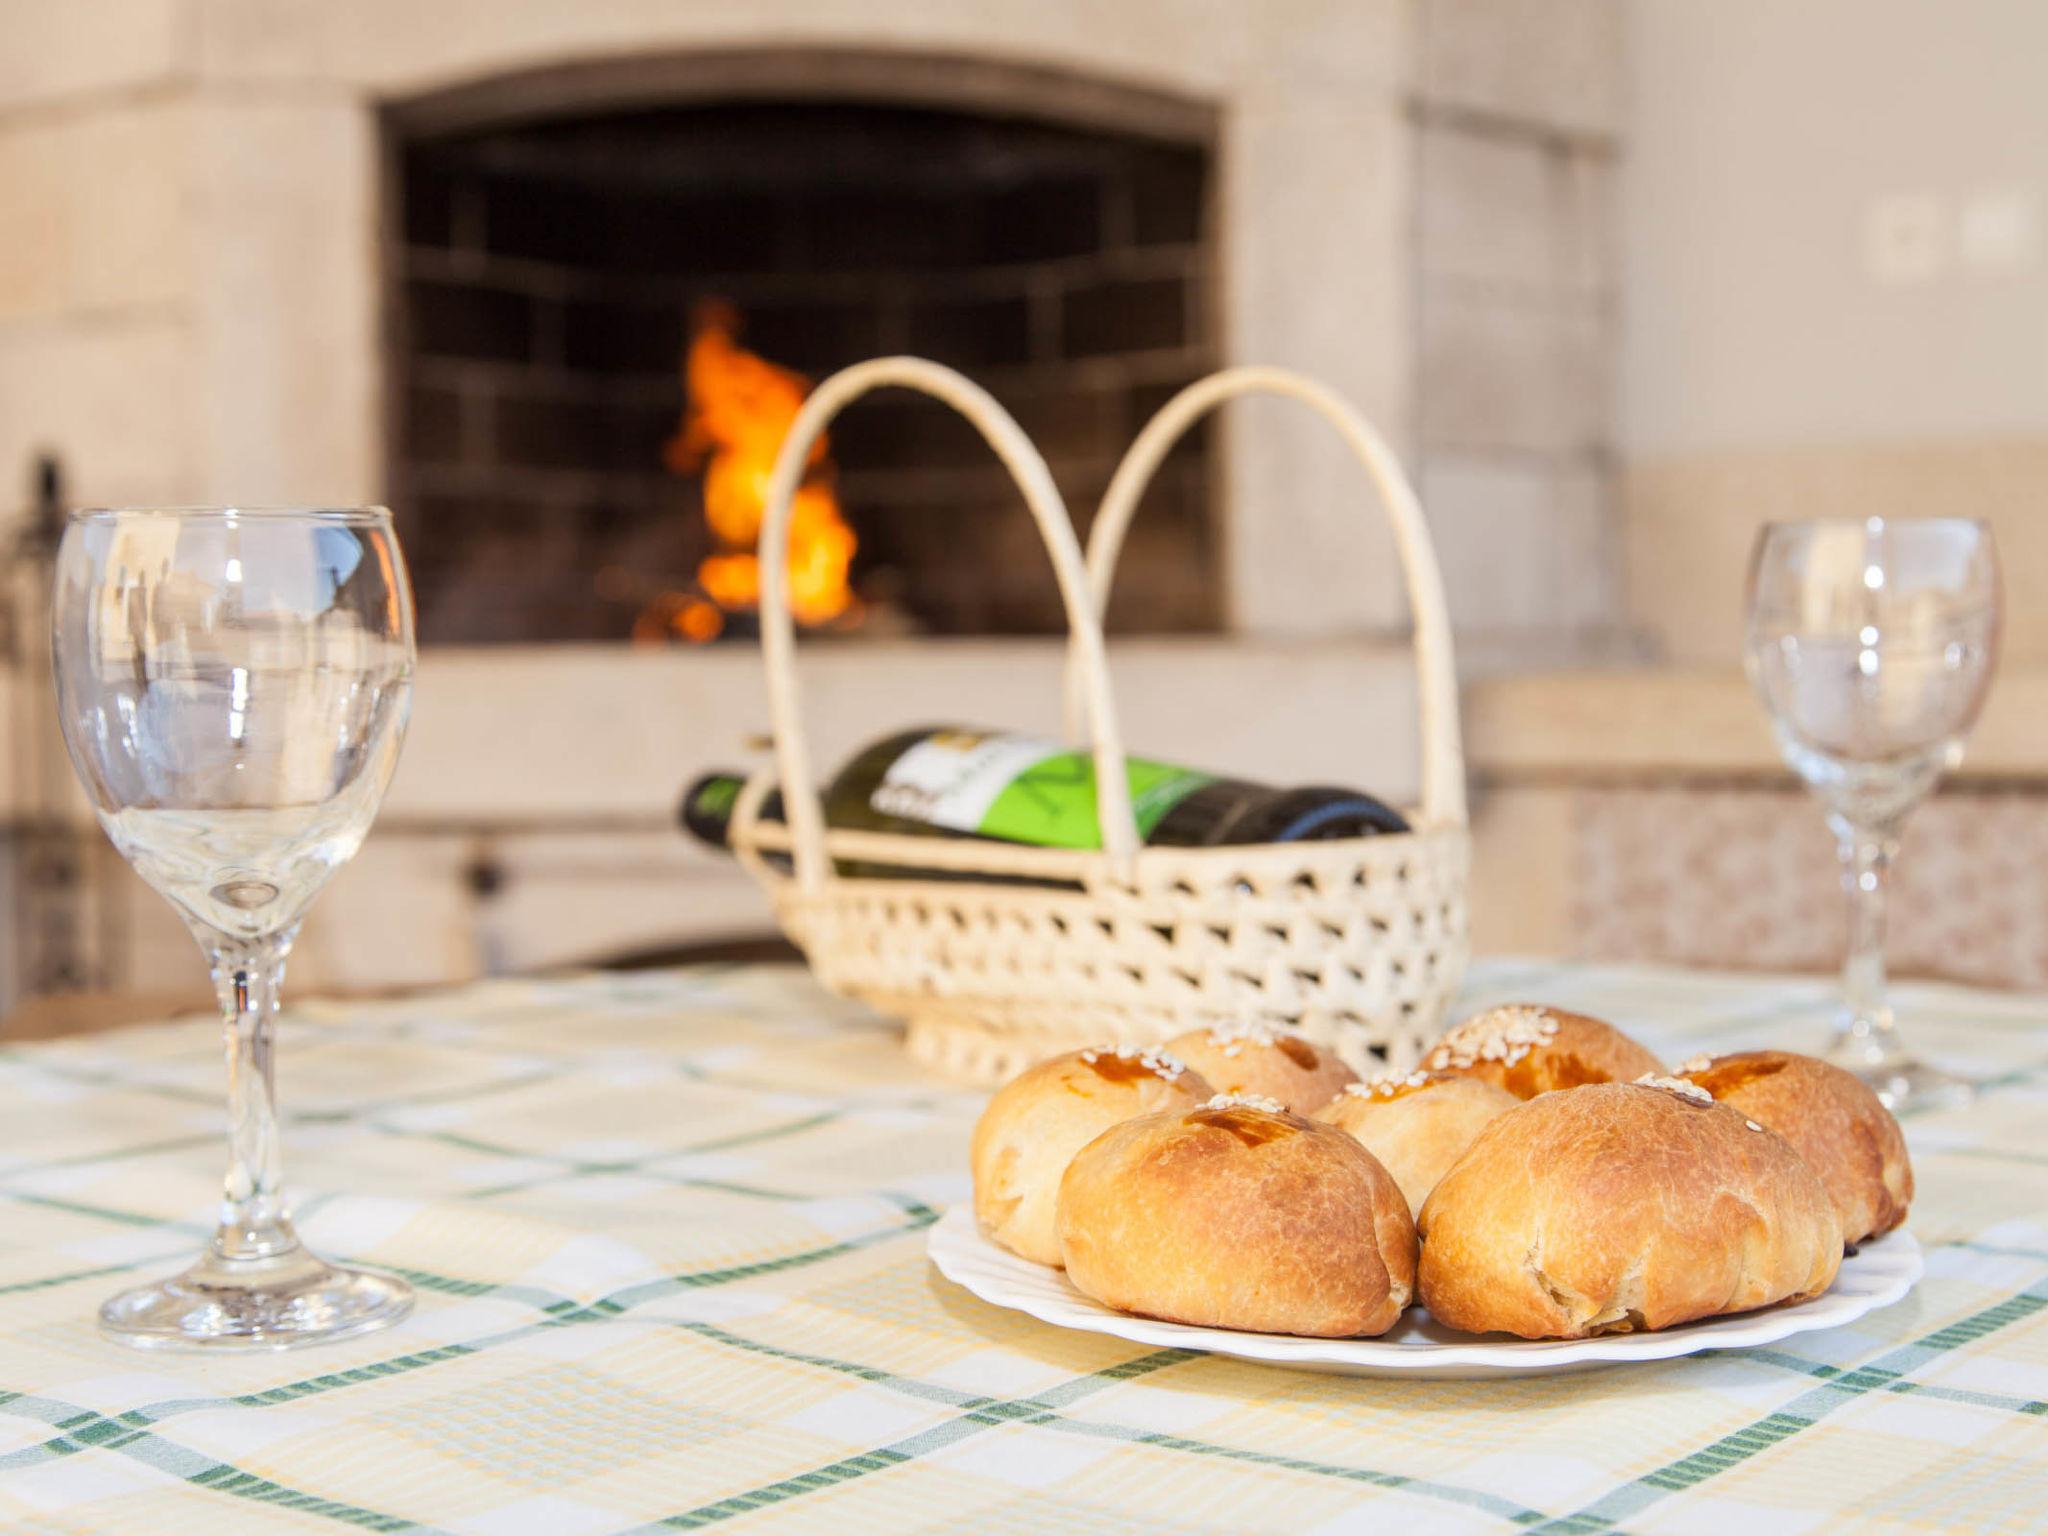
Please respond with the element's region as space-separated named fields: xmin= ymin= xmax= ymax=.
xmin=0 ymin=1 xmax=1625 ymax=1008
xmin=386 ymin=66 xmax=1222 ymax=643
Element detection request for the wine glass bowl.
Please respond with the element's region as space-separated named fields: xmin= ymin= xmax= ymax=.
xmin=52 ymin=507 xmax=416 ymax=1349
xmin=1744 ymin=517 xmax=2000 ymax=1107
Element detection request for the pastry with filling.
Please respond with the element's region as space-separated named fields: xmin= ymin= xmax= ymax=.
xmin=1417 ymin=1076 xmax=1843 ymax=1338
xmin=970 ymin=1045 xmax=1212 ymax=1266
xmin=1315 ymin=1070 xmax=1519 ymax=1218
xmin=1058 ymin=1093 xmax=1416 ymax=1337
xmin=1676 ymin=1049 xmax=1912 ymax=1245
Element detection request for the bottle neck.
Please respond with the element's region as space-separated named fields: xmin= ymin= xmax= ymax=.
xmin=680 ymin=772 xmax=787 ymax=850
xmin=680 ymin=772 xmax=747 ymax=847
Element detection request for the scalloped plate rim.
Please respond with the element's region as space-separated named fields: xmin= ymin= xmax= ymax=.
xmin=927 ymin=1205 xmax=1923 ymax=1377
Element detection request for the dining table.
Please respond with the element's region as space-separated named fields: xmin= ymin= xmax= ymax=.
xmin=0 ymin=957 xmax=2042 ymax=1534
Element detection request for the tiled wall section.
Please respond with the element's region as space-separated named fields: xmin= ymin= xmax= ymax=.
xmin=1413 ymin=0 xmax=1629 ymax=669
xmin=1571 ymin=784 xmax=2048 ymax=991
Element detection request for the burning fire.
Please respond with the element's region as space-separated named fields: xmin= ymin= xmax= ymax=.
xmin=652 ymin=301 xmax=859 ymax=642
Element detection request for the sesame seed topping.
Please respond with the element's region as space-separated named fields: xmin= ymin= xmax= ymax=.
xmin=1677 ymin=1054 xmax=1715 ymax=1075
xmin=1202 ymin=1092 xmax=1287 ymax=1114
xmin=1205 ymin=1023 xmax=1281 ymax=1059
xmin=1079 ymin=1044 xmax=1188 ymax=1080
xmin=1424 ymin=1006 xmax=1561 ymax=1071
xmin=1745 ymin=1119 xmax=1765 ymax=1131
xmin=1347 ymin=1070 xmax=1433 ymax=1099
xmin=1634 ymin=1073 xmax=1714 ymax=1106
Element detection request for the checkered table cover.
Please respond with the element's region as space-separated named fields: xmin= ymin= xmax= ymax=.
xmin=0 ymin=960 xmax=2042 ymax=1535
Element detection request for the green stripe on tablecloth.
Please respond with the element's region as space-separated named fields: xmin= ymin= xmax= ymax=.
xmin=0 ymin=1132 xmax=219 ymax=1178
xmin=232 ymin=1345 xmax=484 ymax=1408
xmin=1948 ymin=1238 xmax=2048 ymax=1262
xmin=181 ymin=1467 xmax=430 ymax=1532
xmin=0 ymin=1053 xmax=221 ymax=1105
xmin=1112 ymin=1430 xmax=1549 ymax=1527
xmin=1 ymin=1189 xmax=210 ymax=1233
xmin=407 ymin=1111 xmax=847 ymax=1201
xmin=1527 ymin=1278 xmax=2048 ymax=1534
xmin=0 ymin=1405 xmax=449 ymax=1536
xmin=1736 ymin=1347 xmax=2048 ymax=1416
xmin=591 ymin=1200 xmax=939 ymax=1310
xmin=459 ymin=1163 xmax=819 ymax=1205
xmin=294 ymin=1067 xmax=565 ymax=1125
xmin=0 ymin=1262 xmax=162 ymax=1298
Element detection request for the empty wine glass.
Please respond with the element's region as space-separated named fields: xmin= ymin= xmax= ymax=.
xmin=52 ymin=507 xmax=416 ymax=1348
xmin=1744 ymin=517 xmax=2000 ymax=1109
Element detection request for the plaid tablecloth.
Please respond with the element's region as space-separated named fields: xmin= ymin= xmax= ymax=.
xmin=0 ymin=959 xmax=2043 ymax=1534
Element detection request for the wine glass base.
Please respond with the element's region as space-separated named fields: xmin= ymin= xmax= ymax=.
xmin=99 ymin=1247 xmax=413 ymax=1352
xmin=1820 ymin=1046 xmax=1973 ymax=1113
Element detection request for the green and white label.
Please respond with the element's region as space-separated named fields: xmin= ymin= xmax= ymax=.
xmin=870 ymin=730 xmax=1213 ymax=849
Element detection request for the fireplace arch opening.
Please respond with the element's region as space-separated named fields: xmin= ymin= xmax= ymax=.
xmin=384 ymin=53 xmax=1223 ymax=645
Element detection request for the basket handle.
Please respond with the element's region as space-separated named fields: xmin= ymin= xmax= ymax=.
xmin=757 ymin=357 xmax=1143 ymax=892
xmin=1065 ymin=367 xmax=1467 ymax=826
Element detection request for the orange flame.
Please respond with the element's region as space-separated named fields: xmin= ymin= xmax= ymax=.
xmin=658 ymin=301 xmax=858 ymax=637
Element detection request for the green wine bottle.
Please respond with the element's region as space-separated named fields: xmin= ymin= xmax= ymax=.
xmin=680 ymin=726 xmax=1406 ymax=875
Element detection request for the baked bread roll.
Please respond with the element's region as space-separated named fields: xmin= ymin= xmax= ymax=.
xmin=1058 ymin=1094 xmax=1417 ymax=1337
xmin=1422 ymin=1004 xmax=1664 ymax=1098
xmin=1418 ymin=1077 xmax=1842 ymax=1338
xmin=1315 ymin=1071 xmax=1519 ymax=1218
xmin=1164 ymin=1024 xmax=1357 ymax=1111
xmin=971 ymin=1046 xmax=1212 ymax=1266
xmin=1677 ymin=1050 xmax=1912 ymax=1245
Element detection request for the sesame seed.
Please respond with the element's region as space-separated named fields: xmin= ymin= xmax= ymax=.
xmin=1423 ymin=1006 xmax=1561 ymax=1071
xmin=1206 ymin=1022 xmax=1282 ymax=1057
xmin=1202 ymin=1092 xmax=1287 ymax=1114
xmin=1677 ymin=1054 xmax=1715 ymax=1075
xmin=1079 ymin=1044 xmax=1188 ymax=1080
xmin=1347 ymin=1069 xmax=1432 ymax=1099
xmin=1634 ymin=1073 xmax=1714 ymax=1106
xmin=1745 ymin=1119 xmax=1764 ymax=1132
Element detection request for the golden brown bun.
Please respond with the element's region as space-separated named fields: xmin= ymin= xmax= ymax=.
xmin=1315 ymin=1072 xmax=1520 ymax=1219
xmin=1677 ymin=1051 xmax=1913 ymax=1244
xmin=1421 ymin=1004 xmax=1665 ymax=1098
xmin=1058 ymin=1095 xmax=1417 ymax=1337
xmin=1164 ymin=1025 xmax=1357 ymax=1111
xmin=1418 ymin=1079 xmax=1842 ymax=1338
xmin=971 ymin=1047 xmax=1212 ymax=1266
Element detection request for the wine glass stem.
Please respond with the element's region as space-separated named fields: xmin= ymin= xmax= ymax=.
xmin=204 ymin=924 xmax=304 ymax=1265
xmin=1833 ymin=818 xmax=1901 ymax=1065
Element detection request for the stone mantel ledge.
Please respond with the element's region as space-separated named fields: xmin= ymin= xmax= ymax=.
xmin=0 ymin=636 xmax=1428 ymax=830
xmin=1468 ymin=668 xmax=2048 ymax=784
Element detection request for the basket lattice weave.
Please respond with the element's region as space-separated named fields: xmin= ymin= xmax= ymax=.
xmin=733 ymin=359 xmax=1470 ymax=1085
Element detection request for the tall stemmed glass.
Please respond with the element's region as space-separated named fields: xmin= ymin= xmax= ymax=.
xmin=1744 ymin=517 xmax=1999 ymax=1109
xmin=52 ymin=508 xmax=416 ymax=1348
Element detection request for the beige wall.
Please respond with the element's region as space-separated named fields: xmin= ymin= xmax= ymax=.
xmin=1620 ymin=0 xmax=2048 ymax=666
xmin=1623 ymin=0 xmax=2048 ymax=454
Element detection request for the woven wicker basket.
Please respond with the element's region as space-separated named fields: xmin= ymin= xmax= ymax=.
xmin=730 ymin=358 xmax=1469 ymax=1085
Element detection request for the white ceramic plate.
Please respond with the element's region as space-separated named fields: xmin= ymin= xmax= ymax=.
xmin=927 ymin=1205 xmax=1922 ymax=1379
